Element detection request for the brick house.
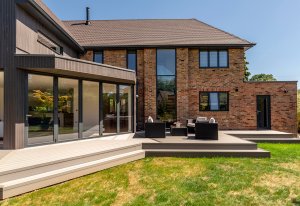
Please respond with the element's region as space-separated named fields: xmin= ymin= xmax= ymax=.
xmin=0 ymin=0 xmax=297 ymax=149
xmin=65 ymin=19 xmax=297 ymax=134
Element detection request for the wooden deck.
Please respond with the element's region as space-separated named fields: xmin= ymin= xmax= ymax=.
xmin=0 ymin=130 xmax=298 ymax=199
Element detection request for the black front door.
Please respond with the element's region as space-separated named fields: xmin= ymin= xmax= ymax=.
xmin=257 ymin=95 xmax=271 ymax=129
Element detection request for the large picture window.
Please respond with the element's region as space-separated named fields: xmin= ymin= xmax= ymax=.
xmin=156 ymin=49 xmax=176 ymax=122
xmin=199 ymin=92 xmax=229 ymax=111
xmin=199 ymin=50 xmax=228 ymax=68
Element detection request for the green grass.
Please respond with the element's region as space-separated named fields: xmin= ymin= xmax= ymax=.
xmin=1 ymin=144 xmax=300 ymax=206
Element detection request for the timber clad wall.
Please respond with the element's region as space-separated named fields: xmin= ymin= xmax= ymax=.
xmin=1 ymin=0 xmax=25 ymax=149
xmin=16 ymin=6 xmax=77 ymax=57
xmin=81 ymin=48 xmax=297 ymax=134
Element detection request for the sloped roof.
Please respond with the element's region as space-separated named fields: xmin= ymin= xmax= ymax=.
xmin=63 ymin=19 xmax=254 ymax=48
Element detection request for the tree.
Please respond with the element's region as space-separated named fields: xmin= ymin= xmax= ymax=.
xmin=244 ymin=55 xmax=251 ymax=81
xmin=250 ymin=74 xmax=277 ymax=81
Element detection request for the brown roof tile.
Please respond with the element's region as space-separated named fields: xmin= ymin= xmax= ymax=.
xmin=63 ymin=19 xmax=254 ymax=48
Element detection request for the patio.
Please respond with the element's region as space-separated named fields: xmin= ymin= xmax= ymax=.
xmin=0 ymin=130 xmax=298 ymax=199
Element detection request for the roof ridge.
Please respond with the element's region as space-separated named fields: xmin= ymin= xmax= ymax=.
xmin=192 ymin=18 xmax=255 ymax=46
xmin=63 ymin=18 xmax=195 ymax=22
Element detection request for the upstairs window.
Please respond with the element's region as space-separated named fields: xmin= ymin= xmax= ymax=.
xmin=199 ymin=50 xmax=228 ymax=68
xmin=127 ymin=50 xmax=137 ymax=71
xmin=93 ymin=51 xmax=103 ymax=63
xmin=37 ymin=32 xmax=63 ymax=55
xmin=199 ymin=92 xmax=229 ymax=111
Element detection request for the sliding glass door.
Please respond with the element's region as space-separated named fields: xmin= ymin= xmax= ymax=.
xmin=26 ymin=74 xmax=134 ymax=145
xmin=27 ymin=74 xmax=54 ymax=145
xmin=58 ymin=78 xmax=79 ymax=141
xmin=82 ymin=81 xmax=100 ymax=138
xmin=103 ymin=83 xmax=117 ymax=135
xmin=119 ymin=85 xmax=133 ymax=133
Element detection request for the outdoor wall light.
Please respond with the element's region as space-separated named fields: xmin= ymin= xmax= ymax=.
xmin=235 ymin=87 xmax=239 ymax=92
xmin=282 ymin=88 xmax=288 ymax=93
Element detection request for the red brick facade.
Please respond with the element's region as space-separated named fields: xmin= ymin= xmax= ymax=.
xmin=81 ymin=48 xmax=297 ymax=134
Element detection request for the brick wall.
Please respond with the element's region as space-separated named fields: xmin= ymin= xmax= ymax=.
xmin=103 ymin=50 xmax=126 ymax=68
xmin=176 ymin=48 xmax=189 ymax=123
xmin=137 ymin=50 xmax=145 ymax=130
xmin=80 ymin=48 xmax=297 ymax=134
xmin=143 ymin=48 xmax=157 ymax=120
xmin=187 ymin=48 xmax=297 ymax=134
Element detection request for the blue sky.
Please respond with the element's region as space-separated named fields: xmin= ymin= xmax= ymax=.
xmin=44 ymin=0 xmax=300 ymax=87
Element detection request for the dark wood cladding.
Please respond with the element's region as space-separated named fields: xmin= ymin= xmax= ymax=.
xmin=1 ymin=0 xmax=25 ymax=149
xmin=15 ymin=55 xmax=136 ymax=84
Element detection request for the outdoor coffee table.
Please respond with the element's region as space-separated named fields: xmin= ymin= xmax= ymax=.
xmin=170 ymin=126 xmax=188 ymax=136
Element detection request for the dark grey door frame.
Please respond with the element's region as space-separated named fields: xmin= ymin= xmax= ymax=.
xmin=256 ymin=95 xmax=271 ymax=130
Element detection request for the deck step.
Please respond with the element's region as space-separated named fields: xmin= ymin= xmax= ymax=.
xmin=0 ymin=150 xmax=145 ymax=200
xmin=145 ymin=149 xmax=270 ymax=158
xmin=142 ymin=142 xmax=258 ymax=150
xmin=228 ymin=133 xmax=296 ymax=139
xmin=0 ymin=143 xmax=142 ymax=183
xmin=245 ymin=138 xmax=300 ymax=143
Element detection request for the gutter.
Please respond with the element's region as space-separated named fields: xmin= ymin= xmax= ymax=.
xmin=24 ymin=0 xmax=84 ymax=53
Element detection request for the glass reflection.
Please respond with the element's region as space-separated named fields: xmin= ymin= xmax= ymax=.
xmin=119 ymin=85 xmax=132 ymax=133
xmin=27 ymin=74 xmax=54 ymax=145
xmin=58 ymin=78 xmax=79 ymax=141
xmin=103 ymin=83 xmax=117 ymax=135
xmin=83 ymin=81 xmax=99 ymax=138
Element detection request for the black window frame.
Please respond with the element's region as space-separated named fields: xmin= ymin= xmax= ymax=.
xmin=199 ymin=49 xmax=229 ymax=68
xmin=93 ymin=51 xmax=104 ymax=64
xmin=199 ymin=92 xmax=229 ymax=111
xmin=126 ymin=49 xmax=137 ymax=71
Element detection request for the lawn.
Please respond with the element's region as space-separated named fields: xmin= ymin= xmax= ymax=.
xmin=1 ymin=144 xmax=300 ymax=206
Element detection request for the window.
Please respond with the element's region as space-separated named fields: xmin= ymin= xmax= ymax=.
xmin=127 ymin=50 xmax=137 ymax=71
xmin=199 ymin=92 xmax=229 ymax=111
xmin=37 ymin=32 xmax=63 ymax=55
xmin=199 ymin=50 xmax=228 ymax=68
xmin=93 ymin=51 xmax=103 ymax=63
xmin=156 ymin=49 xmax=176 ymax=122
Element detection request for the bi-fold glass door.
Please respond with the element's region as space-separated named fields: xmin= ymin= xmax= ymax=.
xmin=26 ymin=74 xmax=134 ymax=146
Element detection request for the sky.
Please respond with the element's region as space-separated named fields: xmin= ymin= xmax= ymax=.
xmin=44 ymin=0 xmax=300 ymax=87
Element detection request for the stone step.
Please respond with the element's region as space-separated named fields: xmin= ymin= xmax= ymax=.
xmin=0 ymin=150 xmax=145 ymax=200
xmin=142 ymin=142 xmax=258 ymax=150
xmin=145 ymin=149 xmax=270 ymax=158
